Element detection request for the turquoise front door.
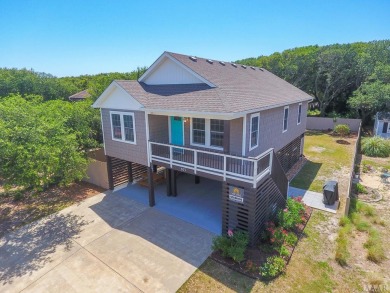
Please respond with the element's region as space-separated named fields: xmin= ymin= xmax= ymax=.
xmin=170 ymin=116 xmax=183 ymax=145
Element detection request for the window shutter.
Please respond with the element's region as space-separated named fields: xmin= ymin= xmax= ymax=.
xmin=383 ymin=122 xmax=388 ymax=133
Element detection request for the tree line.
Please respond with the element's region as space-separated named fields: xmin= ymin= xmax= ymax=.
xmin=0 ymin=67 xmax=146 ymax=191
xmin=237 ymin=40 xmax=390 ymax=124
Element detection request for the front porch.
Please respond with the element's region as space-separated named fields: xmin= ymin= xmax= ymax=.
xmin=149 ymin=141 xmax=273 ymax=188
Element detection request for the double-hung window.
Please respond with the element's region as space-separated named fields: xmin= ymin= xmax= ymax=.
xmin=191 ymin=118 xmax=224 ymax=149
xmin=250 ymin=113 xmax=260 ymax=150
xmin=283 ymin=106 xmax=289 ymax=132
xmin=192 ymin=118 xmax=206 ymax=145
xmin=297 ymin=103 xmax=302 ymax=125
xmin=210 ymin=119 xmax=224 ymax=148
xmin=110 ymin=111 xmax=136 ymax=144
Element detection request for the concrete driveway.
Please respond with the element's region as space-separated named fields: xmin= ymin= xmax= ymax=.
xmin=0 ymin=191 xmax=215 ymax=293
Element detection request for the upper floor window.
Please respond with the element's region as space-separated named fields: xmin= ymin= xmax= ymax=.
xmin=283 ymin=106 xmax=289 ymax=132
xmin=297 ymin=103 xmax=302 ymax=125
xmin=250 ymin=113 xmax=260 ymax=150
xmin=110 ymin=111 xmax=136 ymax=144
xmin=191 ymin=118 xmax=224 ymax=149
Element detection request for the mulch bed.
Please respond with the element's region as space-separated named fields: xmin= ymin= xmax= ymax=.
xmin=210 ymin=205 xmax=313 ymax=280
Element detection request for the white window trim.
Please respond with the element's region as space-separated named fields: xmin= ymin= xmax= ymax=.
xmin=283 ymin=106 xmax=289 ymax=133
xmin=190 ymin=118 xmax=224 ymax=150
xmin=297 ymin=103 xmax=302 ymax=125
xmin=110 ymin=111 xmax=136 ymax=145
xmin=249 ymin=113 xmax=260 ymax=151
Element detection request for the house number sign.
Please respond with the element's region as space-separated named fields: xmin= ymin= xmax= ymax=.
xmin=228 ymin=186 xmax=244 ymax=203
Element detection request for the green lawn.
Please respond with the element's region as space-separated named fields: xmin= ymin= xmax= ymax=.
xmin=290 ymin=131 xmax=356 ymax=193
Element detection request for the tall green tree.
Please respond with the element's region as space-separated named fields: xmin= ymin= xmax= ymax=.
xmin=349 ymin=64 xmax=390 ymax=123
xmin=0 ymin=95 xmax=92 ymax=190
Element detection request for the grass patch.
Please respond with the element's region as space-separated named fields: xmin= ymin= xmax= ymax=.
xmin=290 ymin=130 xmax=354 ymax=192
xmin=364 ymin=229 xmax=386 ymax=263
xmin=361 ymin=158 xmax=390 ymax=171
xmin=335 ymin=221 xmax=352 ymax=266
xmin=336 ymin=199 xmax=386 ymax=266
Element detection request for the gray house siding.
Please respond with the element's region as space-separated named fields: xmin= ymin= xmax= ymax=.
xmin=247 ymin=102 xmax=308 ymax=157
xmin=149 ymin=114 xmax=169 ymax=143
xmin=102 ymin=109 xmax=148 ymax=166
xmin=229 ymin=118 xmax=243 ymax=156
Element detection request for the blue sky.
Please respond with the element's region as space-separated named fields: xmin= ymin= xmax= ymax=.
xmin=1 ymin=0 xmax=389 ymax=77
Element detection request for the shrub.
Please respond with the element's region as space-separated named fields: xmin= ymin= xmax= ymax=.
xmin=334 ymin=124 xmax=350 ymax=137
xmin=278 ymin=197 xmax=305 ymax=230
xmin=361 ymin=136 xmax=390 ymax=158
xmin=307 ymin=109 xmax=321 ymax=116
xmin=284 ymin=232 xmax=298 ymax=246
xmin=212 ymin=230 xmax=249 ymax=263
xmin=264 ymin=222 xmax=287 ymax=246
xmin=356 ymin=183 xmax=368 ymax=194
xmin=260 ymin=256 xmax=285 ymax=278
xmin=275 ymin=245 xmax=290 ymax=258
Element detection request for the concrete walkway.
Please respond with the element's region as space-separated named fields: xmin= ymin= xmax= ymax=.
xmin=0 ymin=192 xmax=215 ymax=293
xmin=288 ymin=186 xmax=339 ymax=213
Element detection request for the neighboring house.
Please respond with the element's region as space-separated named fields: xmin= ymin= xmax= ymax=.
xmin=92 ymin=51 xmax=312 ymax=243
xmin=374 ymin=112 xmax=390 ymax=139
xmin=69 ymin=89 xmax=90 ymax=101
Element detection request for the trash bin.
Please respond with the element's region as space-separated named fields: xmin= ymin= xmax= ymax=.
xmin=323 ymin=180 xmax=339 ymax=205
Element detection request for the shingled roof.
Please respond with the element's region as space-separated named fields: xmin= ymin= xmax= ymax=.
xmin=102 ymin=52 xmax=312 ymax=113
xmin=69 ymin=89 xmax=90 ymax=101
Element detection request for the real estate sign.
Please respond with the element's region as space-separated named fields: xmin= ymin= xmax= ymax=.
xmin=228 ymin=186 xmax=244 ymax=203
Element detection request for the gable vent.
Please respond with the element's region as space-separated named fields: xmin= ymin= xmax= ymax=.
xmin=206 ymin=59 xmax=213 ymax=64
xmin=231 ymin=63 xmax=237 ymax=68
xmin=189 ymin=56 xmax=197 ymax=61
xmin=250 ymin=66 xmax=255 ymax=70
xmin=241 ymin=65 xmax=247 ymax=69
xmin=219 ymin=61 xmax=225 ymax=66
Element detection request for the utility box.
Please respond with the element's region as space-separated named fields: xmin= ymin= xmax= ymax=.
xmin=323 ymin=180 xmax=339 ymax=205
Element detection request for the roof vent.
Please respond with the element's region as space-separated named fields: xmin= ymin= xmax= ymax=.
xmin=241 ymin=65 xmax=247 ymax=69
xmin=250 ymin=66 xmax=256 ymax=70
xmin=219 ymin=61 xmax=225 ymax=66
xmin=259 ymin=68 xmax=264 ymax=71
xmin=189 ymin=56 xmax=197 ymax=61
xmin=231 ymin=63 xmax=237 ymax=68
xmin=206 ymin=59 xmax=213 ymax=64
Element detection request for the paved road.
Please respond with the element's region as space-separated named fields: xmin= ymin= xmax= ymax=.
xmin=0 ymin=191 xmax=215 ymax=292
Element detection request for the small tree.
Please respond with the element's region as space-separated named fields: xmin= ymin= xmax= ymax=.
xmin=334 ymin=124 xmax=350 ymax=137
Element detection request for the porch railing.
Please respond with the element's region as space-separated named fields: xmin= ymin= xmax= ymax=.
xmin=149 ymin=141 xmax=273 ymax=187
